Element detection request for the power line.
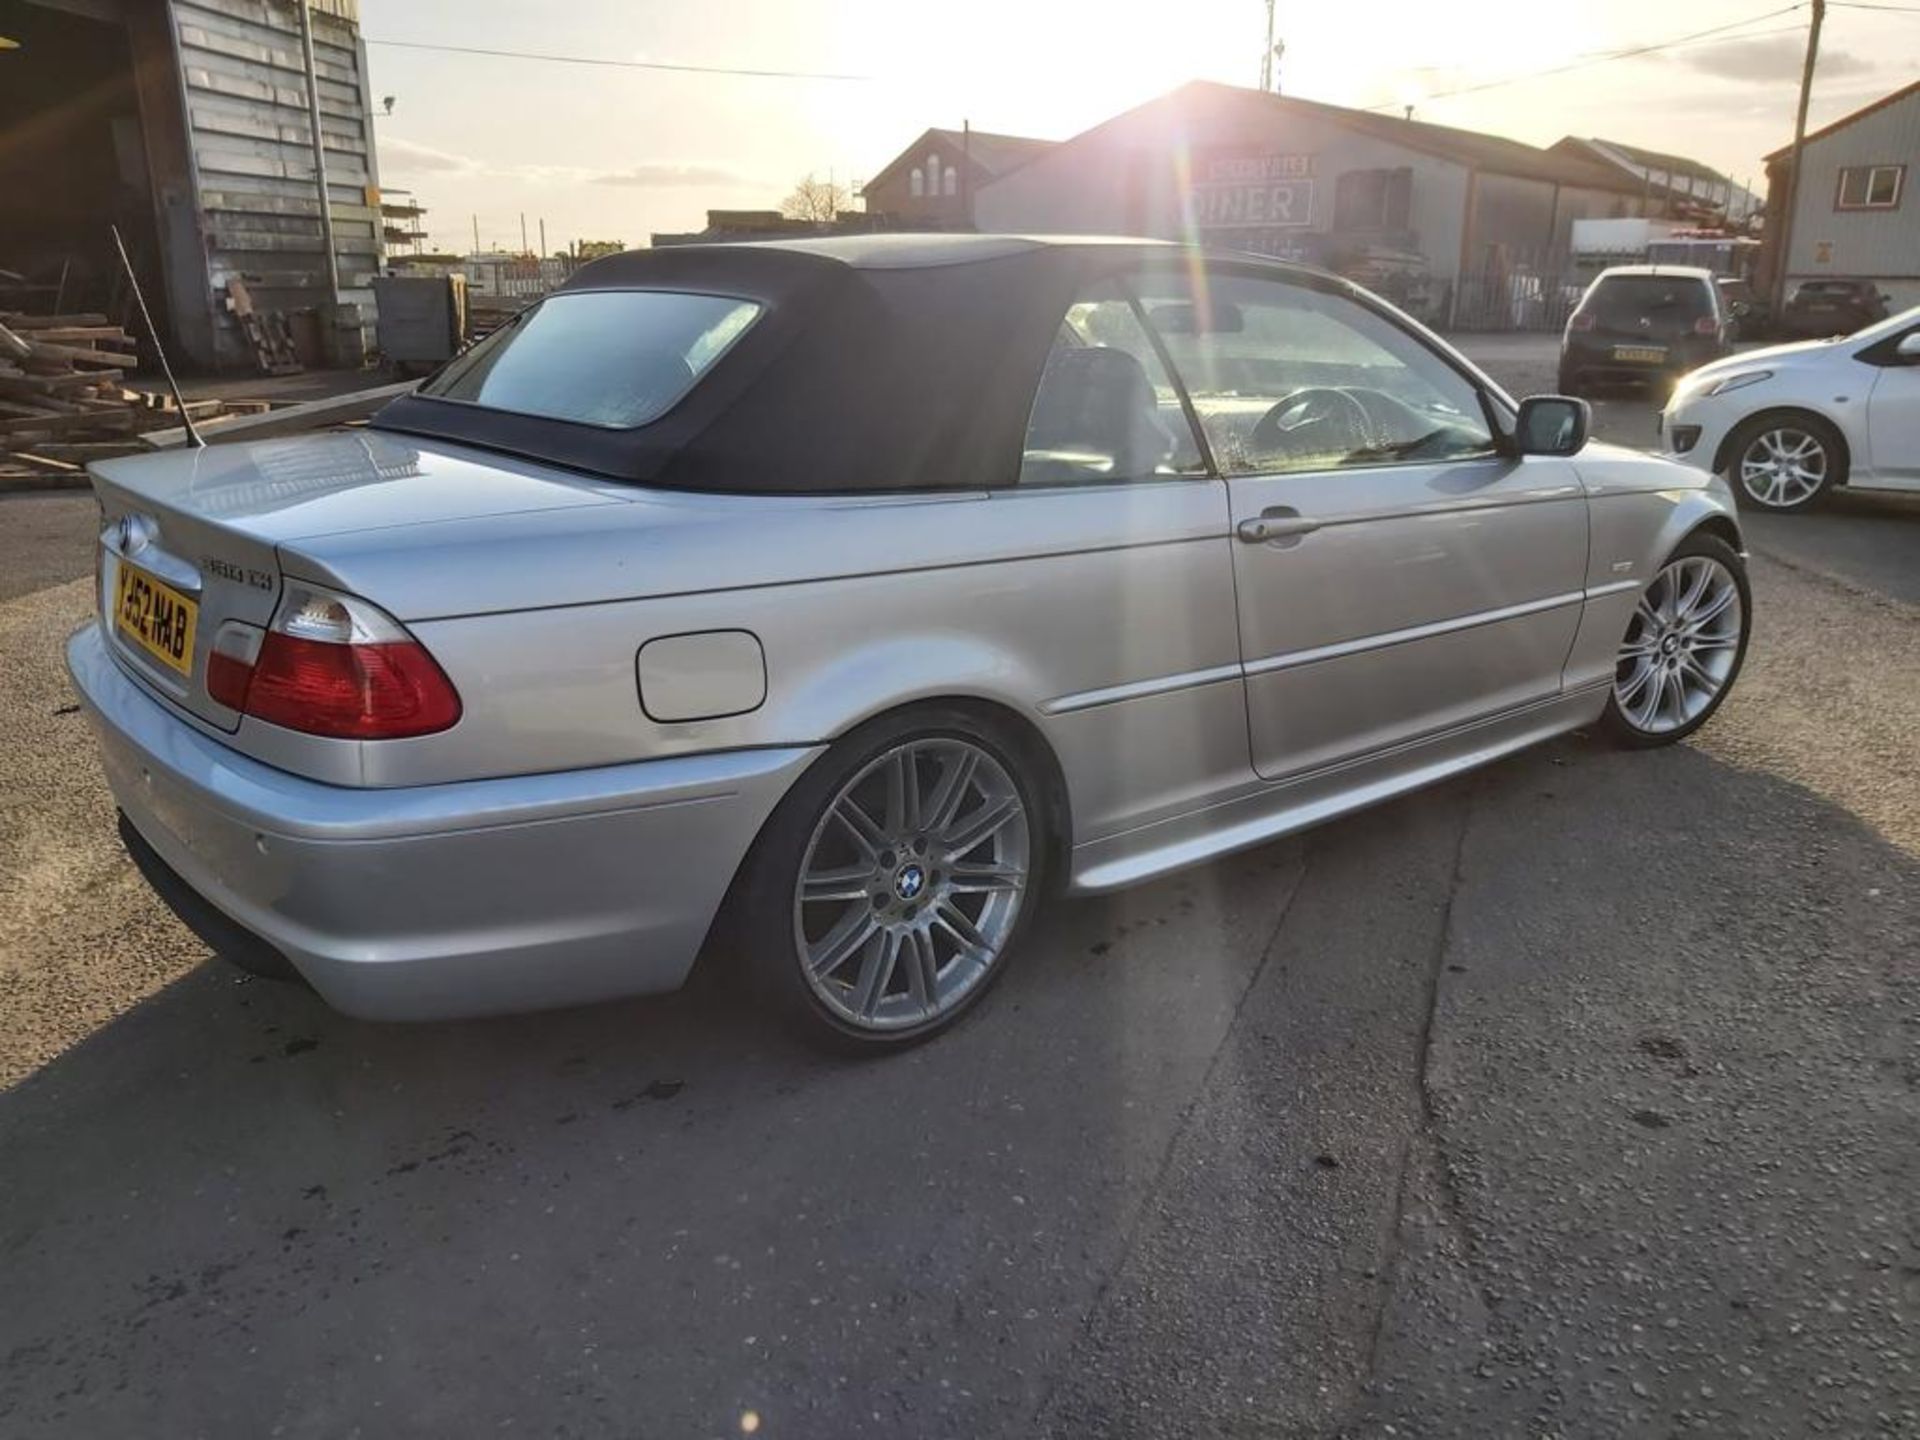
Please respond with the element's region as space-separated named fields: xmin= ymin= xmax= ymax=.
xmin=1367 ymin=3 xmax=1807 ymax=110
xmin=1828 ymin=2 xmax=1920 ymax=10
xmin=364 ymin=36 xmax=868 ymax=82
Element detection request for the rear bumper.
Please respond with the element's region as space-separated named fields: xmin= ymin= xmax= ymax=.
xmin=1561 ymin=338 xmax=1722 ymax=388
xmin=66 ymin=623 xmax=818 ymax=1021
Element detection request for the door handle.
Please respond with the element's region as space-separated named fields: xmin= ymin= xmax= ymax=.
xmin=1236 ymin=510 xmax=1322 ymax=543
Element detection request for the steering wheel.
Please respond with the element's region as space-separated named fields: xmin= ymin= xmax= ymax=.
xmin=1250 ymin=386 xmax=1376 ymax=462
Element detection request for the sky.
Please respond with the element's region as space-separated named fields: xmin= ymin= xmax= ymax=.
xmin=359 ymin=0 xmax=1920 ymax=256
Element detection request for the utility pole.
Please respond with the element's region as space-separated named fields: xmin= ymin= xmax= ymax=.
xmin=962 ymin=119 xmax=972 ymax=226
xmin=519 ymin=212 xmax=529 ymax=256
xmin=471 ymin=213 xmax=479 ymax=256
xmin=1260 ymin=0 xmax=1276 ymax=92
xmin=539 ymin=217 xmax=547 ymax=259
xmin=1773 ymin=0 xmax=1825 ymax=316
xmin=295 ymin=0 xmax=341 ymax=307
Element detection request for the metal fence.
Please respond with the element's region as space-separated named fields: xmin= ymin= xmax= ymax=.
xmin=1447 ymin=268 xmax=1588 ymax=333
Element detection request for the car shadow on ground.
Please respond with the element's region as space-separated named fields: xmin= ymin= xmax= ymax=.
xmin=2 ymin=735 xmax=1914 ymax=1439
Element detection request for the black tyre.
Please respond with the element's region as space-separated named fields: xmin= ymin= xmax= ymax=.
xmin=1723 ymin=412 xmax=1844 ymax=512
xmin=724 ymin=705 xmax=1049 ymax=1053
xmin=1557 ymin=369 xmax=1582 ymax=399
xmin=1600 ymin=532 xmax=1751 ymax=748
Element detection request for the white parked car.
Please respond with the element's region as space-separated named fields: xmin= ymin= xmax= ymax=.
xmin=1661 ymin=305 xmax=1920 ymax=511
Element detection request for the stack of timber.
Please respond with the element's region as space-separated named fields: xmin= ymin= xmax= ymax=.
xmin=0 ymin=313 xmax=267 ymax=482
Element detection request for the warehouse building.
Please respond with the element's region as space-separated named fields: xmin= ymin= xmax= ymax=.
xmin=1762 ymin=79 xmax=1920 ymax=313
xmin=966 ymin=81 xmax=1652 ymax=327
xmin=0 ymin=0 xmax=384 ymax=369
xmin=1549 ymin=137 xmax=1760 ymax=225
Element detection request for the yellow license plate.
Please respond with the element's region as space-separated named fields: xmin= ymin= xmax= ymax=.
xmin=114 ymin=560 xmax=199 ymax=677
xmin=1612 ymin=345 xmax=1666 ymax=364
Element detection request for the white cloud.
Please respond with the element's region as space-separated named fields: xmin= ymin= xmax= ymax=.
xmin=591 ymin=162 xmax=754 ymax=188
xmin=378 ymin=136 xmax=482 ymax=174
xmin=1677 ymin=36 xmax=1873 ymax=83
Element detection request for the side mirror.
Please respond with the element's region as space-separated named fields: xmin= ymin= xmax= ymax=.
xmin=1516 ymin=395 xmax=1591 ymax=457
xmin=1731 ymin=299 xmax=1753 ymax=318
xmin=1896 ymin=331 xmax=1920 ymax=360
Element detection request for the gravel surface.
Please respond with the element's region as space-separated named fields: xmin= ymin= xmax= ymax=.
xmin=1 ymin=374 xmax=1914 ymax=1438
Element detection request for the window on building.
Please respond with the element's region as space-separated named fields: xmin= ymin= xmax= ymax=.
xmin=1836 ymin=164 xmax=1905 ymax=210
xmin=910 ymin=168 xmax=925 ymax=198
xmin=1332 ymin=167 xmax=1413 ymax=232
xmin=943 ymin=165 xmax=958 ymax=197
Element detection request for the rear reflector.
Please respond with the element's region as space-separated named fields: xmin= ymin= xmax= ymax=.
xmin=1693 ymin=316 xmax=1720 ymax=335
xmin=1568 ymin=313 xmax=1594 ymax=331
xmin=206 ymin=620 xmax=264 ymax=711
xmin=242 ymin=632 xmax=462 ymax=739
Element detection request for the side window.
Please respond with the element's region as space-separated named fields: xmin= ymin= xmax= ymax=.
xmin=1134 ymin=272 xmax=1498 ymax=476
xmin=1018 ymin=280 xmax=1206 ymax=486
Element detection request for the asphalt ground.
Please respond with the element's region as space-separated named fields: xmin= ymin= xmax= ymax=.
xmin=1 ymin=337 xmax=1914 ymax=1438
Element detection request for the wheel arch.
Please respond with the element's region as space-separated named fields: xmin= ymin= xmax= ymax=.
xmin=1711 ymin=405 xmax=1852 ymax=484
xmin=1680 ymin=512 xmax=1746 ymax=559
xmin=694 ymin=691 xmax=1076 ymax=983
xmin=824 ymin=694 xmax=1076 ymax=891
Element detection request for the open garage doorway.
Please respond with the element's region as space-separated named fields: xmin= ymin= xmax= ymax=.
xmin=0 ymin=0 xmax=171 ymax=355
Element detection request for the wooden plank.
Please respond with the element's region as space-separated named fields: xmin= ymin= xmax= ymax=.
xmin=0 ymin=371 xmax=122 ymax=400
xmin=0 ymin=313 xmax=111 ymax=330
xmin=143 ymin=380 xmax=414 ymax=449
xmin=20 ymin=327 xmax=135 ymax=345
xmin=0 ymin=409 xmax=133 ymax=437
xmin=21 ymin=340 xmax=140 ymax=368
xmin=8 ymin=452 xmax=81 ymax=473
xmin=12 ymin=441 xmax=145 ymax=463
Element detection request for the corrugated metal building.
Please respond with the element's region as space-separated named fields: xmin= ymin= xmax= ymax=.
xmin=971 ymin=82 xmax=1650 ymax=327
xmin=0 ymin=0 xmax=383 ymax=369
xmin=1764 ymin=80 xmax=1920 ymax=312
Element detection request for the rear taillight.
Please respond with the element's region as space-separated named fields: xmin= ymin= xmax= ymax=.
xmin=1568 ymin=312 xmax=1594 ymax=331
xmin=1693 ymin=316 xmax=1720 ymax=335
xmin=214 ymin=582 xmax=461 ymax=740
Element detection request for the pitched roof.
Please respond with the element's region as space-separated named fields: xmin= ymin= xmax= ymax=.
xmin=865 ymin=126 xmax=1058 ymax=193
xmin=1764 ymin=78 xmax=1920 ymax=161
xmin=1034 ymin=82 xmax=1644 ymax=194
xmin=926 ymin=127 xmax=1057 ymax=176
xmin=1554 ymin=136 xmax=1727 ymax=185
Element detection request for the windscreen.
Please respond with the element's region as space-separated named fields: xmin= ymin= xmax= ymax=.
xmin=1588 ymin=276 xmax=1711 ymax=324
xmin=421 ymin=290 xmax=762 ymax=428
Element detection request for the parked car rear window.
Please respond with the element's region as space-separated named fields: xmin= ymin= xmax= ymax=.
xmin=421 ymin=290 xmax=762 ymax=428
xmin=1587 ymin=276 xmax=1712 ymax=324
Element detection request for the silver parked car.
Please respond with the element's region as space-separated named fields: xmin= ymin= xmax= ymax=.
xmin=68 ymin=236 xmax=1752 ymax=1049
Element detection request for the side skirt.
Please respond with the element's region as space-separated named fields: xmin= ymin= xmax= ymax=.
xmin=1067 ymin=683 xmax=1612 ymax=894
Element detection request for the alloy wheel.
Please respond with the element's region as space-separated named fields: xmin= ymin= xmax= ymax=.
xmin=1737 ymin=427 xmax=1827 ymax=509
xmin=1613 ymin=555 xmax=1744 ymax=736
xmin=793 ymin=738 xmax=1030 ymax=1033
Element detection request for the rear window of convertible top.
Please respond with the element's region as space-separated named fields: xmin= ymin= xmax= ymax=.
xmin=421 ymin=290 xmax=763 ymax=429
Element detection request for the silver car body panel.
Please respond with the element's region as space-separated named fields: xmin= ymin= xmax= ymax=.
xmin=71 ymin=252 xmax=1747 ymax=1022
xmin=67 ymin=622 xmax=815 ymax=1019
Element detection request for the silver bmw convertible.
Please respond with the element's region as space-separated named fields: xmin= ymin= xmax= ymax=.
xmin=68 ymin=235 xmax=1751 ymax=1049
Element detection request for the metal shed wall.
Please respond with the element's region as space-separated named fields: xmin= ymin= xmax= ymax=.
xmin=170 ymin=0 xmax=381 ymax=366
xmin=1786 ymin=86 xmax=1920 ymax=297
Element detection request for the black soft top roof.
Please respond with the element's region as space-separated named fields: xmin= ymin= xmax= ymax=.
xmin=370 ymin=237 xmax=1321 ymax=493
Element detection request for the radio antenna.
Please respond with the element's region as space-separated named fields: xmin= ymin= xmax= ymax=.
xmin=111 ymin=224 xmax=203 ymax=449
